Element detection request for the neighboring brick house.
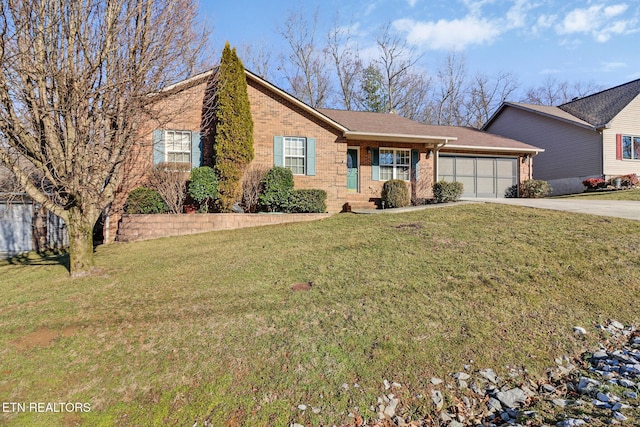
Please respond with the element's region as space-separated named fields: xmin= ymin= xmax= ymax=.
xmin=105 ymin=69 xmax=542 ymax=242
xmin=484 ymin=79 xmax=640 ymax=195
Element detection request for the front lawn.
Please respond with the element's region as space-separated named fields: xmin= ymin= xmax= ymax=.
xmin=1 ymin=204 xmax=639 ymax=426
xmin=556 ymin=188 xmax=640 ymax=201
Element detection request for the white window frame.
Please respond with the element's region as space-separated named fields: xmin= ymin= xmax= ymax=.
xmin=379 ymin=148 xmax=410 ymax=181
xmin=165 ymin=130 xmax=192 ymax=164
xmin=284 ymin=136 xmax=306 ymax=175
xmin=622 ymin=135 xmax=640 ymax=161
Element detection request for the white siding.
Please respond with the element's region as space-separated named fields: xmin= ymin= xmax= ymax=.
xmin=486 ymin=107 xmax=602 ymax=181
xmin=603 ymin=94 xmax=640 ymax=177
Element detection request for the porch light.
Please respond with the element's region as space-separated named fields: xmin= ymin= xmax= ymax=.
xmin=426 ymin=149 xmax=432 ymax=158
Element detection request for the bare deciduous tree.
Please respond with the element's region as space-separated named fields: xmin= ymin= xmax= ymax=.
xmin=375 ymin=23 xmax=425 ymax=114
xmin=326 ymin=15 xmax=362 ymax=110
xmin=522 ymin=76 xmax=602 ymax=106
xmin=279 ymin=10 xmax=331 ymax=108
xmin=432 ymin=52 xmax=467 ymax=126
xmin=240 ymin=42 xmax=275 ymax=80
xmin=466 ymin=71 xmax=519 ymax=128
xmin=0 ymin=0 xmax=207 ymax=275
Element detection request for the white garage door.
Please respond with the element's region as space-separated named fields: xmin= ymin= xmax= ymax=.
xmin=439 ymin=156 xmax=517 ymax=198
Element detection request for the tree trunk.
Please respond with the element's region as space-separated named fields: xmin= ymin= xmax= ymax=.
xmin=66 ymin=207 xmax=98 ymax=277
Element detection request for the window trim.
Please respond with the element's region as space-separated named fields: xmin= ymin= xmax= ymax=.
xmin=283 ymin=136 xmax=307 ymax=175
xmin=164 ymin=130 xmax=192 ymax=164
xmin=378 ymin=147 xmax=411 ymax=181
xmin=621 ymin=134 xmax=640 ymax=161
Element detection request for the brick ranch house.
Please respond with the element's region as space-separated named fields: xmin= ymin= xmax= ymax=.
xmin=105 ymin=69 xmax=542 ymax=242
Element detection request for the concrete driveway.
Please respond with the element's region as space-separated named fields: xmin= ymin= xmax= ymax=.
xmin=471 ymin=198 xmax=640 ymax=221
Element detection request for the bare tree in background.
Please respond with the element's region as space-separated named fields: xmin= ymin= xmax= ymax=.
xmin=0 ymin=0 xmax=207 ymax=276
xmin=466 ymin=71 xmax=519 ymax=128
xmin=240 ymin=42 xmax=275 ymax=80
xmin=326 ymin=15 xmax=362 ymax=110
xmin=279 ymin=10 xmax=331 ymax=108
xmin=375 ymin=24 xmax=425 ymax=114
xmin=432 ymin=52 xmax=468 ymax=126
xmin=522 ymin=76 xmax=602 ymax=105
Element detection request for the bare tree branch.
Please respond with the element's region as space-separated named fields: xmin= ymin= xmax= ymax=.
xmin=0 ymin=0 xmax=208 ymax=274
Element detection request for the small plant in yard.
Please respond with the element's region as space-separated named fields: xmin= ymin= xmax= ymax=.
xmin=582 ymin=177 xmax=606 ymax=190
xmin=609 ymin=173 xmax=639 ymax=188
xmin=433 ymin=180 xmax=463 ymax=203
xmin=188 ymin=166 xmax=218 ymax=212
xmin=381 ymin=179 xmax=410 ymax=208
xmin=520 ymin=179 xmax=552 ymax=198
xmin=124 ymin=187 xmax=168 ymax=214
xmin=241 ymin=165 xmax=269 ymax=212
xmin=259 ymin=166 xmax=294 ymax=212
xmin=148 ymin=162 xmax=191 ymax=213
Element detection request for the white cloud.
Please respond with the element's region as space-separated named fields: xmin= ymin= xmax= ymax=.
xmin=556 ymin=3 xmax=636 ymax=42
xmin=601 ymin=61 xmax=627 ymax=72
xmin=392 ymin=16 xmax=502 ymax=50
xmin=407 ymin=0 xmax=418 ymax=7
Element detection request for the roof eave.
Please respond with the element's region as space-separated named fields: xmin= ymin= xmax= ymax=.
xmin=344 ymin=131 xmax=456 ymax=144
xmin=485 ymin=102 xmax=596 ymax=131
xmin=442 ymin=144 xmax=544 ymax=154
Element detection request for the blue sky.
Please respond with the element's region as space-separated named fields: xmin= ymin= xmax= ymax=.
xmin=200 ymin=0 xmax=640 ymax=93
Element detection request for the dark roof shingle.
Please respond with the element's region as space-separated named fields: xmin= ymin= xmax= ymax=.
xmin=318 ymin=108 xmax=541 ymax=152
xmin=558 ymin=79 xmax=640 ymax=127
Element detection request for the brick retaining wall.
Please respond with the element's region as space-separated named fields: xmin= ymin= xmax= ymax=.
xmin=115 ymin=213 xmax=332 ymax=242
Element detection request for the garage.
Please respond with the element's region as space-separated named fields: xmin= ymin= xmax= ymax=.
xmin=438 ymin=155 xmax=518 ymax=198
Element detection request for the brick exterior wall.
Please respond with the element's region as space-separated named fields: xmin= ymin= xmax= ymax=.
xmin=104 ymin=72 xmax=535 ymax=243
xmin=116 ymin=213 xmax=331 ymax=242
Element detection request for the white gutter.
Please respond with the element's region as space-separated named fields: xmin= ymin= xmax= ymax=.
xmin=442 ymin=144 xmax=545 ymax=154
xmin=344 ymin=131 xmax=456 ymax=144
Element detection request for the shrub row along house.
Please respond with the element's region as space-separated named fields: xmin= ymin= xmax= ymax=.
xmin=104 ymin=69 xmax=542 ymax=243
xmin=484 ymin=78 xmax=640 ymax=195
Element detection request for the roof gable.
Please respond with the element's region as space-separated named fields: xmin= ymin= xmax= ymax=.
xmin=558 ymin=79 xmax=640 ymax=127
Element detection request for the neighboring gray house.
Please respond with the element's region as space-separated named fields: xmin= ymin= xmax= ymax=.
xmin=483 ymin=79 xmax=640 ymax=194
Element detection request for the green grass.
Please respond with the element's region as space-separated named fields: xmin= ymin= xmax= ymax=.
xmin=1 ymin=204 xmax=640 ymax=426
xmin=556 ymin=188 xmax=640 ymax=200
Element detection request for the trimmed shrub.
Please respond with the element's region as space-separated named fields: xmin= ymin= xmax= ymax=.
xmin=259 ymin=166 xmax=294 ymax=212
xmin=381 ymin=179 xmax=410 ymax=208
xmin=520 ymin=179 xmax=552 ymax=198
xmin=504 ymin=184 xmax=518 ymax=198
xmin=289 ymin=189 xmax=327 ymax=213
xmin=124 ymin=187 xmax=167 ymax=214
xmin=433 ymin=180 xmax=463 ymax=203
xmin=188 ymin=166 xmax=218 ymax=212
xmin=609 ymin=173 xmax=639 ymax=188
xmin=582 ymin=177 xmax=606 ymax=190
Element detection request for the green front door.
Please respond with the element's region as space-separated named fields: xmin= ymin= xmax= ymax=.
xmin=347 ymin=148 xmax=359 ymax=192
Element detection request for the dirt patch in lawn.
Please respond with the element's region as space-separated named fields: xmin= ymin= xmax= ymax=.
xmin=11 ymin=325 xmax=78 ymax=351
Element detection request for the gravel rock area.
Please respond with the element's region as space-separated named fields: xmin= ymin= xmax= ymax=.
xmin=290 ymin=321 xmax=640 ymax=427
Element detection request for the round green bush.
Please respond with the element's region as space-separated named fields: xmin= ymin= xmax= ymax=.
xmin=381 ymin=179 xmax=410 ymax=208
xmin=259 ymin=166 xmax=294 ymax=212
xmin=188 ymin=166 xmax=218 ymax=212
xmin=125 ymin=187 xmax=168 ymax=214
xmin=433 ymin=180 xmax=463 ymax=203
xmin=519 ymin=179 xmax=552 ymax=198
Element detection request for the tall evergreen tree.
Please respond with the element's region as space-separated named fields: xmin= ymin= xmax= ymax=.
xmin=359 ymin=64 xmax=388 ymax=113
xmin=212 ymin=43 xmax=255 ymax=211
